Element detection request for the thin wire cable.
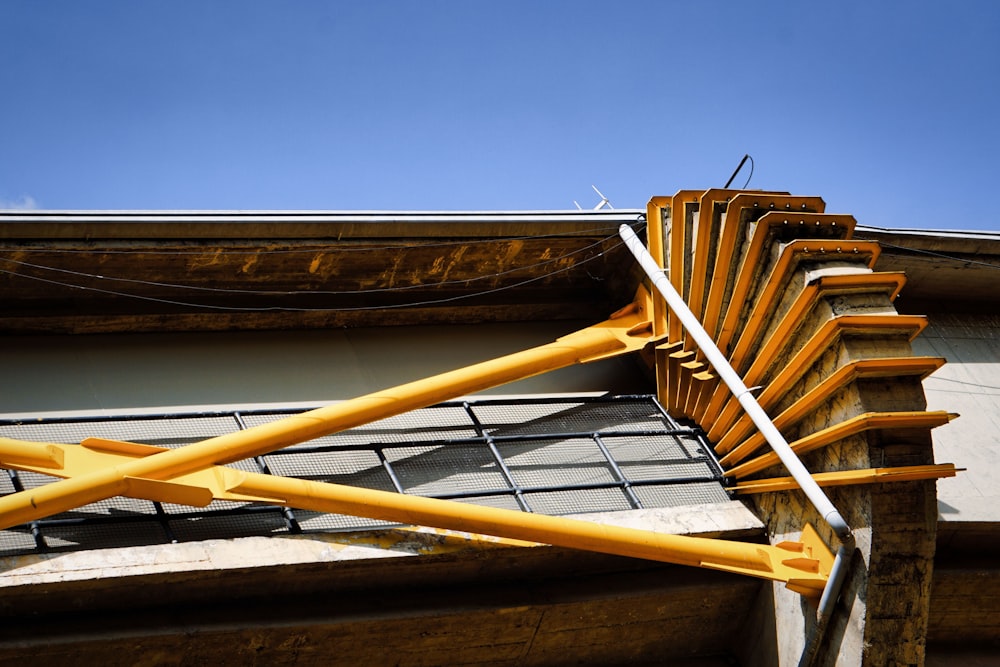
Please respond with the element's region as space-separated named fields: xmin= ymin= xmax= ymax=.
xmin=740 ymin=155 xmax=754 ymax=189
xmin=925 ymin=375 xmax=1000 ymax=391
xmin=0 ymin=224 xmax=627 ymax=256
xmin=0 ymin=238 xmax=633 ymax=312
xmin=723 ymin=154 xmax=754 ymax=189
xmin=0 ymin=234 xmax=618 ymax=297
xmin=851 ymin=237 xmax=1000 ymax=271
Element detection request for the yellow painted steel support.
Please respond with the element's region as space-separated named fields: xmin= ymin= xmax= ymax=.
xmin=724 ymin=239 xmax=881 ymax=378
xmin=0 ymin=285 xmax=838 ymax=596
xmin=716 ymin=356 xmax=946 ymax=462
xmin=666 ymin=347 xmax=694 ymax=415
xmin=726 ymin=410 xmax=957 ymax=479
xmin=729 ymin=464 xmax=960 ymax=495
xmin=0 ymin=434 xmax=834 ymax=596
xmin=712 ymin=196 xmax=826 ymax=357
xmin=646 ymin=196 xmax=672 ymax=407
xmin=687 ymin=189 xmax=734 ymax=325
xmin=726 ymin=270 xmax=903 ymax=384
xmin=706 ymin=312 xmax=929 ymax=444
xmin=0 ymin=294 xmax=659 ymax=529
xmin=645 ymin=196 xmax=671 ymax=340
xmin=699 ymin=240 xmax=883 ymax=431
xmin=668 ymin=191 xmax=700 ymax=343
xmin=698 ymin=191 xmax=789 ymax=342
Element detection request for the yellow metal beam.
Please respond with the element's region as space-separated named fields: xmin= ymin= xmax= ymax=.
xmin=0 ymin=433 xmax=834 ymax=595
xmin=726 ymin=411 xmax=956 ymax=479
xmin=681 ymin=360 xmax=707 ymax=418
xmin=646 ymin=196 xmax=672 ymax=406
xmin=726 ymin=271 xmax=905 ymax=382
xmin=725 ymin=240 xmax=882 ymax=378
xmin=706 ymin=312 xmax=929 ymax=443
xmin=692 ymin=370 xmax=718 ymax=418
xmin=729 ymin=464 xmax=960 ymax=494
xmin=666 ymin=346 xmax=695 ymax=416
xmin=716 ymin=356 xmax=946 ymax=463
xmin=668 ymin=190 xmax=700 ymax=342
xmin=712 ymin=196 xmax=826 ymax=357
xmin=645 ymin=196 xmax=671 ymax=340
xmin=698 ymin=191 xmax=788 ymax=341
xmin=0 ymin=297 xmax=657 ymax=530
xmin=687 ymin=189 xmax=739 ymax=326
xmin=698 ymin=237 xmax=881 ymax=428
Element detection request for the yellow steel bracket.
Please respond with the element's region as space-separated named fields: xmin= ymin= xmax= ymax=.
xmin=0 ymin=286 xmax=832 ymax=597
xmin=0 ymin=433 xmax=834 ymax=596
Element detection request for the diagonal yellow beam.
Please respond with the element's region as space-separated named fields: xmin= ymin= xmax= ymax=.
xmin=0 ymin=433 xmax=834 ymax=596
xmin=0 ymin=284 xmax=837 ymax=597
xmin=0 ymin=293 xmax=659 ymax=530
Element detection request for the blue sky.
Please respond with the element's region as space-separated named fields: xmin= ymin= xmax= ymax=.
xmin=1 ymin=2 xmax=998 ymax=230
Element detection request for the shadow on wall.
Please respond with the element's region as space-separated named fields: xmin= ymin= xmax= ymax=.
xmin=0 ymin=322 xmax=651 ymax=416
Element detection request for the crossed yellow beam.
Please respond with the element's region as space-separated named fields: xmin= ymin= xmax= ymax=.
xmin=0 ymin=289 xmax=838 ymax=596
xmin=0 ymin=284 xmax=962 ymax=597
xmin=0 ymin=283 xmax=963 ymax=597
xmin=1 ymin=432 xmax=841 ymax=595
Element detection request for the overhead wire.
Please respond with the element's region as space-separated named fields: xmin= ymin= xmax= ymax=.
xmin=851 ymin=235 xmax=1000 ymax=271
xmin=723 ymin=154 xmax=754 ymax=189
xmin=0 ymin=223 xmax=629 ymax=256
xmin=0 ymin=222 xmax=646 ymax=312
xmin=0 ymin=234 xmax=617 ymax=297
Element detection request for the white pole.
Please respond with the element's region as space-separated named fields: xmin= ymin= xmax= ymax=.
xmin=618 ymin=223 xmax=852 ymax=539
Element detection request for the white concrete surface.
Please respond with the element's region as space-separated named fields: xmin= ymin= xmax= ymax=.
xmin=912 ymin=314 xmax=1000 ymax=522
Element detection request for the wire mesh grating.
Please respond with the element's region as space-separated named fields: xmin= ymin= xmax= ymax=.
xmin=0 ymin=395 xmax=728 ymax=556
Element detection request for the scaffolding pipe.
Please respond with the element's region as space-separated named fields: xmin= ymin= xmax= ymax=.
xmin=618 ymin=223 xmax=855 ymax=663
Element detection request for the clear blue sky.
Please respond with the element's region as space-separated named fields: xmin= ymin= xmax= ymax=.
xmin=1 ymin=2 xmax=998 ymax=230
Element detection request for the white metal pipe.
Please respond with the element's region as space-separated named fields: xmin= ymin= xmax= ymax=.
xmin=620 ymin=222 xmax=856 ymax=663
xmin=618 ymin=224 xmax=853 ymax=541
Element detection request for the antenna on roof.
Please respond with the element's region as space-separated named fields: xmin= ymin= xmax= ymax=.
xmin=575 ymin=185 xmax=613 ymax=211
xmin=591 ymin=185 xmax=613 ymax=210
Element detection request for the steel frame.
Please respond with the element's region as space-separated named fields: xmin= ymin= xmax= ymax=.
xmin=0 ymin=284 xmax=836 ymax=597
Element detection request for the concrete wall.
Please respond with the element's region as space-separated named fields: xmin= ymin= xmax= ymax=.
xmin=0 ymin=321 xmax=648 ymax=418
xmin=911 ymin=313 xmax=1000 ymax=522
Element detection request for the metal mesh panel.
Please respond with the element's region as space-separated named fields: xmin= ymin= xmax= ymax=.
xmin=602 ymin=434 xmax=713 ymax=481
xmin=0 ymin=416 xmax=238 ymax=448
xmin=0 ymin=527 xmax=38 ymax=554
xmin=263 ymin=450 xmax=395 ymax=491
xmin=524 ymin=488 xmax=633 ymax=515
xmin=632 ymin=482 xmax=731 ymax=508
xmin=160 ymin=457 xmax=263 ymax=514
xmin=41 ymin=520 xmax=169 ymax=551
xmin=499 ymin=438 xmax=617 ymax=487
xmin=168 ymin=509 xmax=289 ymax=542
xmin=384 ymin=444 xmax=507 ymax=495
xmin=471 ymin=399 xmax=671 ymax=436
xmin=290 ymin=510 xmax=396 ymax=533
xmin=0 ymin=396 xmax=728 ymax=555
